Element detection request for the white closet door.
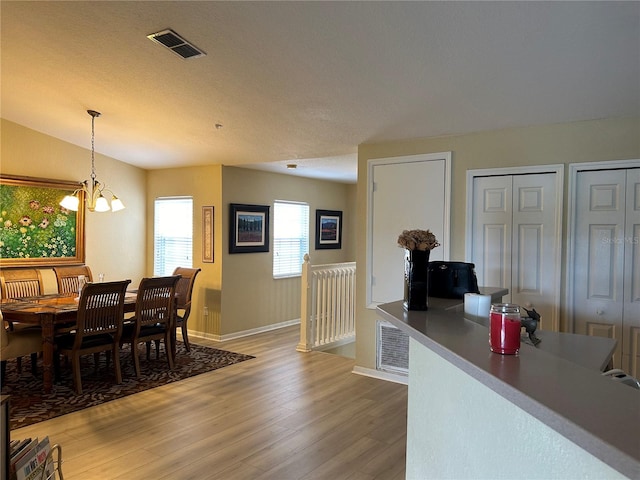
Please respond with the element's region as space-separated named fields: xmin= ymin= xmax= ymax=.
xmin=574 ymin=169 xmax=626 ymax=368
xmin=623 ymin=169 xmax=640 ymax=376
xmin=511 ymin=174 xmax=558 ymax=330
xmin=471 ymin=175 xmax=513 ymax=301
xmin=471 ymin=173 xmax=558 ymax=330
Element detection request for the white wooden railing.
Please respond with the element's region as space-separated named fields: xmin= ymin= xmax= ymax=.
xmin=297 ymin=254 xmax=356 ymax=352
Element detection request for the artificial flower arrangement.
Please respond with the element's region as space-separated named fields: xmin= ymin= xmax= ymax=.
xmin=397 ymin=229 xmax=440 ymax=251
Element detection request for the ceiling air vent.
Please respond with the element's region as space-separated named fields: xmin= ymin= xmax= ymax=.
xmin=147 ymin=29 xmax=206 ymax=59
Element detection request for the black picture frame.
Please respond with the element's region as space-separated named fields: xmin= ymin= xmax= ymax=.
xmin=229 ymin=203 xmax=270 ymax=253
xmin=315 ymin=209 xmax=342 ymax=250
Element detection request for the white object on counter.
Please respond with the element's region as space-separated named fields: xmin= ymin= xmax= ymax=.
xmin=464 ymin=292 xmax=491 ymax=322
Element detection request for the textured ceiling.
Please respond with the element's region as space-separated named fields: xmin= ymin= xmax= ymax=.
xmin=1 ymin=1 xmax=638 ymax=183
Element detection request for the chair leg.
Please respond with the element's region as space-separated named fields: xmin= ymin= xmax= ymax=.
xmin=181 ymin=323 xmax=191 ymax=352
xmin=16 ymin=356 xmax=22 ymax=374
xmin=30 ymin=353 xmax=38 ymax=376
xmin=1 ymin=360 xmax=6 ymax=387
xmin=145 ymin=341 xmax=152 ymax=360
xmin=113 ymin=346 xmax=122 ymax=384
xmin=72 ymin=355 xmax=83 ymax=395
xmin=165 ymin=333 xmax=174 ymax=370
xmin=132 ymin=344 xmax=141 ymax=378
xmin=154 ymin=339 xmax=161 ymax=359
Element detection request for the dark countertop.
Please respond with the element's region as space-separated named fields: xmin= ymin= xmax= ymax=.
xmin=377 ymin=297 xmax=640 ymax=479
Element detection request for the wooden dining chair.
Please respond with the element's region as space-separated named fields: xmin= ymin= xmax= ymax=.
xmin=0 ymin=268 xmax=44 ymax=299
xmin=53 ymin=265 xmax=94 ymax=294
xmin=0 ymin=268 xmax=45 ymax=372
xmin=121 ymin=275 xmax=180 ymax=377
xmin=0 ymin=311 xmax=42 ymax=385
xmin=54 ymin=279 xmax=131 ymax=394
xmin=172 ymin=267 xmax=201 ymax=352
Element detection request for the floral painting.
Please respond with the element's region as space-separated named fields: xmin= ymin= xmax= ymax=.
xmin=0 ymin=175 xmax=85 ymax=266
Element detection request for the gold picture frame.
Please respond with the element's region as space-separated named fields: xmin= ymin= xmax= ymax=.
xmin=202 ymin=206 xmax=214 ymax=263
xmin=0 ymin=174 xmax=85 ymax=266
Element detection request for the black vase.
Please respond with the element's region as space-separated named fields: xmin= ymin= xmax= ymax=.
xmin=403 ymin=249 xmax=430 ymax=310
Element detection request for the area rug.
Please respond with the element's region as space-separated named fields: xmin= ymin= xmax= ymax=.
xmin=2 ymin=342 xmax=254 ymax=430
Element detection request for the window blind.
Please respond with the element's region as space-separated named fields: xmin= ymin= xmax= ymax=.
xmin=154 ymin=197 xmax=193 ymax=276
xmin=273 ymin=201 xmax=309 ymax=278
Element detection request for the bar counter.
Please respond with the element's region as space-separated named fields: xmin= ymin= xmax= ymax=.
xmin=377 ymin=294 xmax=639 ymax=479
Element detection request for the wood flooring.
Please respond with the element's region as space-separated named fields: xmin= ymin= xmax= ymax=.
xmin=10 ymin=326 xmax=408 ymax=479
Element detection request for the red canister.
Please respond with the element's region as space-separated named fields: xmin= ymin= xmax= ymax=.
xmin=489 ymin=303 xmax=521 ymax=355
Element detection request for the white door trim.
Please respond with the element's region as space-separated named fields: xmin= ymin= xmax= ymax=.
xmin=566 ymin=158 xmax=640 ymax=333
xmin=465 ymin=164 xmax=564 ymax=331
xmin=366 ymin=152 xmax=452 ymax=309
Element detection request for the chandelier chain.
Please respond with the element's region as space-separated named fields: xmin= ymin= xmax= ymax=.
xmin=90 ymin=111 xmax=98 ymax=182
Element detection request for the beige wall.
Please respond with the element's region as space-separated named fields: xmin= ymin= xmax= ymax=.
xmin=355 ymin=117 xmax=640 ymax=371
xmin=0 ymin=119 xmax=147 ymax=285
xmin=220 ymin=166 xmax=355 ymax=337
xmin=146 ymin=165 xmax=223 ymax=338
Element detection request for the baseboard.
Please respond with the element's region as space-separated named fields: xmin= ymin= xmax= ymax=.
xmin=187 ymin=318 xmax=301 ymax=343
xmin=352 ymin=365 xmax=409 ymax=385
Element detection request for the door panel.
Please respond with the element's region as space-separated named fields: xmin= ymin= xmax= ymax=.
xmin=574 ymin=170 xmax=625 ymax=367
xmin=511 ymin=174 xmax=557 ymax=329
xmin=472 ymin=177 xmax=512 ymax=302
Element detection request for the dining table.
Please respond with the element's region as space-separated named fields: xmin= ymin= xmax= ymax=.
xmin=1 ymin=291 xmax=146 ymax=393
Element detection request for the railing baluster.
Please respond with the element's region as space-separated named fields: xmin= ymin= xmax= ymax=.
xmin=298 ymin=256 xmax=356 ymax=352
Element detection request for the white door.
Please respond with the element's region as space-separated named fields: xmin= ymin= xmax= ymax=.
xmin=623 ymin=168 xmax=640 ymax=376
xmin=574 ymin=168 xmax=640 ymax=372
xmin=471 ymin=172 xmax=559 ymax=330
xmin=368 ymin=153 xmax=450 ymax=307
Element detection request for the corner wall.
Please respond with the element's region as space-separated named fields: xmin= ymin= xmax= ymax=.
xmin=146 ymin=165 xmax=224 ymax=338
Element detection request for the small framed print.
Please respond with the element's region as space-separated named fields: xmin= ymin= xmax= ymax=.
xmin=202 ymin=206 xmax=214 ymax=263
xmin=315 ymin=209 xmax=342 ymax=250
xmin=229 ymin=203 xmax=270 ymax=253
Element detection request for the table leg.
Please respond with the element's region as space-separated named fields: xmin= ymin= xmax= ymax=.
xmin=40 ymin=314 xmax=55 ymax=394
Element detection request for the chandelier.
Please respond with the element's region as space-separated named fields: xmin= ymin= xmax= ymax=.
xmin=59 ymin=110 xmax=125 ymax=213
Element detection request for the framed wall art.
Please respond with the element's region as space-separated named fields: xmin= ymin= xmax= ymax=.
xmin=202 ymin=206 xmax=214 ymax=263
xmin=315 ymin=209 xmax=342 ymax=250
xmin=229 ymin=203 xmax=270 ymax=253
xmin=0 ymin=174 xmax=85 ymax=266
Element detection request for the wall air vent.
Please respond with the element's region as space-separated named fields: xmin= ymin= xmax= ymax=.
xmin=377 ymin=320 xmax=409 ymax=375
xmin=147 ymin=29 xmax=206 ymax=59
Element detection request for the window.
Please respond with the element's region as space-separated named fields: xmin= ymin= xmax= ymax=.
xmin=154 ymin=197 xmax=193 ymax=276
xmin=273 ymin=201 xmax=309 ymax=278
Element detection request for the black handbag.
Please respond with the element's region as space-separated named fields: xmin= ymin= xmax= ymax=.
xmin=427 ymin=261 xmax=480 ymax=299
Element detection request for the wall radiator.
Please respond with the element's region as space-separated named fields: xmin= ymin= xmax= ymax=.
xmin=297 ymin=255 xmax=356 ymax=352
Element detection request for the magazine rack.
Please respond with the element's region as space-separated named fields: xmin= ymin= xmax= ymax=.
xmin=39 ymin=444 xmax=63 ymax=480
